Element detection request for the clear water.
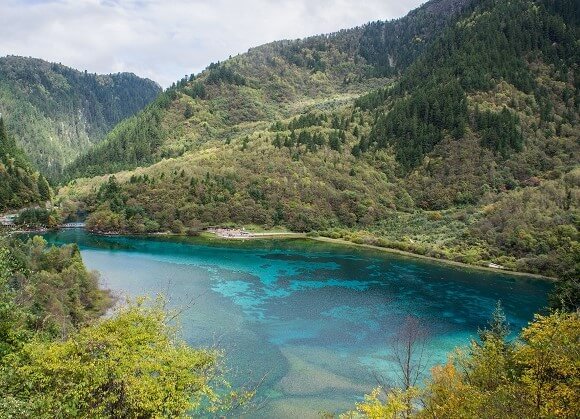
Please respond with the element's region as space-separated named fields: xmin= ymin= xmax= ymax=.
xmin=37 ymin=229 xmax=551 ymax=417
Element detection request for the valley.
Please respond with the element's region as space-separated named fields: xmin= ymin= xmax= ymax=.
xmin=51 ymin=0 xmax=578 ymax=284
xmin=0 ymin=0 xmax=578 ymax=417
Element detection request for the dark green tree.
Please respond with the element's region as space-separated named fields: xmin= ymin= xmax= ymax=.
xmin=37 ymin=175 xmax=51 ymax=201
xmin=478 ymin=301 xmax=511 ymax=343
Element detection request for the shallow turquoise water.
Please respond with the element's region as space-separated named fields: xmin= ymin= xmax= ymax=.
xmin=37 ymin=230 xmax=551 ymax=417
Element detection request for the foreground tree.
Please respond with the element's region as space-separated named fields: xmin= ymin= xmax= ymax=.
xmin=0 ymin=236 xmax=110 ymax=356
xmin=516 ymin=312 xmax=580 ymax=417
xmin=390 ymin=316 xmax=429 ymax=392
xmin=353 ymin=315 xmax=429 ymax=419
xmin=348 ymin=311 xmax=580 ymax=418
xmin=0 ymin=300 xmax=252 ymax=418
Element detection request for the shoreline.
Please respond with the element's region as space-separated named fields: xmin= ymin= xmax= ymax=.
xmin=309 ymin=236 xmax=555 ymax=281
xmin=196 ymin=230 xmax=554 ymax=281
xmin=10 ymin=227 xmax=555 ymax=282
xmin=197 ymin=230 xmax=554 ymax=281
xmin=211 ymin=231 xmax=305 ymax=240
xmin=3 ymin=227 xmax=51 ymax=236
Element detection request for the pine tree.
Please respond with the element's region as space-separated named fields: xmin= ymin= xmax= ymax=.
xmin=478 ymin=300 xmax=511 ymax=343
xmin=184 ymin=104 xmax=194 ymax=119
xmin=37 ymin=175 xmax=51 ymax=202
xmin=0 ymin=116 xmax=10 ymax=158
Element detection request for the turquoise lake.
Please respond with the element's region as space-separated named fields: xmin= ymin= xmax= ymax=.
xmin=38 ymin=229 xmax=551 ymax=417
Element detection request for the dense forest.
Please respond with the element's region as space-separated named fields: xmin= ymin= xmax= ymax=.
xmin=0 ymin=56 xmax=161 ymax=179
xmin=361 ymin=0 xmax=578 ymax=169
xmin=59 ymin=0 xmax=578 ymax=286
xmin=0 ymin=116 xmax=50 ymax=210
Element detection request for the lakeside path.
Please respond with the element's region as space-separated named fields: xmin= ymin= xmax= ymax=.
xmin=207 ymin=227 xmax=304 ymax=240
xmin=202 ymin=230 xmax=554 ymax=281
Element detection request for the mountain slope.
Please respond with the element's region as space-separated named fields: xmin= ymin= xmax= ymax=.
xmin=59 ymin=0 xmax=579 ymax=280
xmin=0 ymin=56 xmax=161 ymax=179
xmin=360 ymin=0 xmax=578 ymax=171
xmin=63 ymin=0 xmax=474 ymax=179
xmin=0 ymin=116 xmax=50 ymax=210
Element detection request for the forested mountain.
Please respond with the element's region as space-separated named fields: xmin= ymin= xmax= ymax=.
xmin=60 ymin=0 xmax=579 ymax=283
xmin=0 ymin=56 xmax=161 ymax=179
xmin=0 ymin=116 xmax=50 ymax=211
xmin=63 ymin=0 xmax=473 ymax=179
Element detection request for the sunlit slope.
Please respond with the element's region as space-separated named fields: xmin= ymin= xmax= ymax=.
xmin=63 ymin=0 xmax=473 ymax=179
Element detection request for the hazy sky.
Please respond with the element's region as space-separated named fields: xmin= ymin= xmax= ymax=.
xmin=1 ymin=0 xmax=423 ymax=87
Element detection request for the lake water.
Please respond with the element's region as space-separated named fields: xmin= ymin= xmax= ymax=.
xmin=38 ymin=229 xmax=551 ymax=417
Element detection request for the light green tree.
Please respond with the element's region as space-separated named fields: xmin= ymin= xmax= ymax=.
xmin=0 ymin=299 xmax=252 ymax=418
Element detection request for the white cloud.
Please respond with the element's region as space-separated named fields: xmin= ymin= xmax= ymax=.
xmin=1 ymin=0 xmax=423 ymax=87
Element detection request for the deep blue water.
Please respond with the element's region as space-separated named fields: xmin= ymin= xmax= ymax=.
xmin=36 ymin=229 xmax=551 ymax=417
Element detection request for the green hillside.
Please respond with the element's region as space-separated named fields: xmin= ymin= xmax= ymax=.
xmin=0 ymin=116 xmax=50 ymax=211
xmin=0 ymin=56 xmax=161 ymax=179
xmin=63 ymin=0 xmax=473 ymax=179
xmin=59 ymin=0 xmax=579 ymax=282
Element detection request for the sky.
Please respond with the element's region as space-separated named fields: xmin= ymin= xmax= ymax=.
xmin=1 ymin=0 xmax=424 ymax=87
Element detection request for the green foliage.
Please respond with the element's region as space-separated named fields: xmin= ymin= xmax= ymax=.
xmin=0 ymin=246 xmax=27 ymax=359
xmin=0 ymin=56 xmax=161 ymax=179
xmin=63 ymin=99 xmax=166 ymax=179
xmin=478 ymin=301 xmax=511 ymax=343
xmin=15 ymin=208 xmax=60 ymax=228
xmin=471 ymin=175 xmax=579 ymax=279
xmin=541 ymin=0 xmax=579 ymax=26
xmin=476 ymin=107 xmax=523 ymax=157
xmin=349 ymin=311 xmax=580 ymax=418
xmin=549 ymin=277 xmax=580 ymax=312
xmin=37 ymin=175 xmax=51 ymax=201
xmin=185 ymin=81 xmax=207 ymax=99
xmin=64 ymin=139 xmax=397 ymax=234
xmin=357 ymin=0 xmax=474 ymax=77
xmin=271 ymin=112 xmax=328 ymax=132
xmin=0 ymin=300 xmax=247 ymax=418
xmin=0 ymin=236 xmax=111 ymax=358
xmin=96 ymin=176 xmax=125 ymax=212
xmin=0 ymin=114 xmax=16 ymax=157
xmin=0 ymin=237 xmax=250 ymax=417
xmin=360 ymin=0 xmax=578 ymax=169
xmin=403 ymin=0 xmax=578 ymax=94
xmin=0 ymin=2 xmax=576 ymax=414
xmin=59 ymin=0 xmax=579 ymax=283
xmin=183 ymin=103 xmax=194 ymax=119
xmin=368 ymin=80 xmax=468 ymax=169
xmin=0 ymin=116 xmax=48 ymax=211
xmin=64 ymin=0 xmax=469 ymax=180
xmin=206 ymin=63 xmax=246 ymax=86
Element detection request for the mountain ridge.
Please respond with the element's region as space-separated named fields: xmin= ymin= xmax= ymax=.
xmin=0 ymin=55 xmax=161 ymax=179
xmin=63 ymin=0 xmax=475 ymax=179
